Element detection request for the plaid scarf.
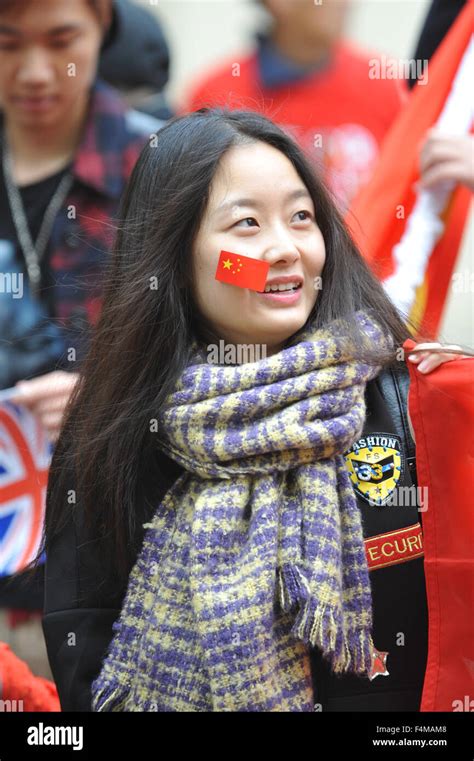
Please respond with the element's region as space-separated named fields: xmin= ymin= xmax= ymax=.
xmin=91 ymin=310 xmax=388 ymax=712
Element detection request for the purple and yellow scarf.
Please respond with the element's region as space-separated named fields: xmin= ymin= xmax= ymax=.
xmin=91 ymin=310 xmax=387 ymax=711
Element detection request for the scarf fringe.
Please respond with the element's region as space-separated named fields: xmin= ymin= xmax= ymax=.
xmin=278 ymin=563 xmax=373 ymax=676
xmin=277 ymin=563 xmax=311 ymax=612
xmin=92 ymin=683 xmax=128 ymax=712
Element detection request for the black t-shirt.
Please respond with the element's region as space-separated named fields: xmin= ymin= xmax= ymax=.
xmin=0 ymin=140 xmax=71 ymax=388
xmin=0 ymin=147 xmax=72 ymax=605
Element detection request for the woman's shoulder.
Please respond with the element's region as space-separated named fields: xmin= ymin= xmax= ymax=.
xmin=371 ymin=363 xmax=410 ymax=408
xmin=370 ymin=363 xmax=410 ymax=416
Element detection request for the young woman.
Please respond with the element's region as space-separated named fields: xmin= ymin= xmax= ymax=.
xmin=35 ymin=108 xmax=463 ymax=712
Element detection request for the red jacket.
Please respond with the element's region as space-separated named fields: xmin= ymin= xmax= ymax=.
xmin=179 ymin=41 xmax=406 ymax=210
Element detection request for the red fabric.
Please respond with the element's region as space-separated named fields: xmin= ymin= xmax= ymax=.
xmin=0 ymin=641 xmax=60 ymax=711
xmin=179 ymin=43 xmax=404 ymax=210
xmin=421 ymin=186 xmax=472 ymax=337
xmin=7 ymin=609 xmax=43 ymax=629
xmin=348 ymin=1 xmax=473 ymax=336
xmin=404 ymin=338 xmax=474 ymax=711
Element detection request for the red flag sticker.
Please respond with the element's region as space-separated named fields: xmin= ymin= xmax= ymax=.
xmin=215 ymin=250 xmax=269 ymax=292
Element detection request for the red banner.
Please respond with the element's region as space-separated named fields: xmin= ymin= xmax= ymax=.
xmin=348 ymin=1 xmax=473 ymax=336
xmin=404 ymin=338 xmax=474 ymax=711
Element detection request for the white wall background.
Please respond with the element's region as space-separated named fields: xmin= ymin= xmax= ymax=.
xmin=139 ymin=0 xmax=473 ymax=349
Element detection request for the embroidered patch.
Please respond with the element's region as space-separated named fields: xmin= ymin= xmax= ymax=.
xmin=344 ymin=432 xmax=403 ymax=506
xmin=365 ymin=523 xmax=424 ymax=571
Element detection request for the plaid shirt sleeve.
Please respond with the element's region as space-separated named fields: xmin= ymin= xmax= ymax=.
xmin=46 ymin=80 xmax=164 ymax=372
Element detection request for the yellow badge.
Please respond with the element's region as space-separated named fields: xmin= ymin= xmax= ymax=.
xmin=344 ymin=433 xmax=403 ymax=506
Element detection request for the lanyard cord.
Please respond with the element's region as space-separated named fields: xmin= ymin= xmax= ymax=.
xmin=2 ymin=135 xmax=74 ymax=298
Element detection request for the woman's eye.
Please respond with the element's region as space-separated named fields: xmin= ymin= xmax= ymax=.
xmin=233 ymin=211 xmax=313 ymax=228
xmin=294 ymin=210 xmax=313 ymax=222
xmin=234 ymin=217 xmax=258 ymax=228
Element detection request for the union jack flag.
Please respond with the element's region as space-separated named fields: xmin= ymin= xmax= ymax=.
xmin=0 ymin=402 xmax=52 ymax=577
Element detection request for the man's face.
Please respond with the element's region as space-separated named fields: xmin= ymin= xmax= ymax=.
xmin=265 ymin=0 xmax=350 ymax=50
xmin=0 ymin=0 xmax=106 ymax=129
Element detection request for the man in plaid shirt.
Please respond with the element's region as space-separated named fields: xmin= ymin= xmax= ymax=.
xmin=0 ymin=0 xmax=164 ymax=442
xmin=0 ymin=1 xmax=166 ymax=670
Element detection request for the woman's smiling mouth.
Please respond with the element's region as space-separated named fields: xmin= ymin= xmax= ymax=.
xmin=255 ymin=274 xmax=304 ymax=304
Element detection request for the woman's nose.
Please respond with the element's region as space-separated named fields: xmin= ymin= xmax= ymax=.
xmin=262 ymin=243 xmax=301 ymax=267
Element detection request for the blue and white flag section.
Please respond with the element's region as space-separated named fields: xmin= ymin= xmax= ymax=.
xmin=0 ymin=402 xmax=52 ymax=576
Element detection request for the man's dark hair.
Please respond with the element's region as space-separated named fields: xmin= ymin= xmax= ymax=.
xmin=0 ymin=0 xmax=113 ymax=41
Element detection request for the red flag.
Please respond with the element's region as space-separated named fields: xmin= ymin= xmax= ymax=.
xmin=215 ymin=250 xmax=269 ymax=292
xmin=404 ymin=338 xmax=474 ymax=711
xmin=348 ymin=1 xmax=473 ymax=337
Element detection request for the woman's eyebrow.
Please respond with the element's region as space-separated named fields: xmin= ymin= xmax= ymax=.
xmin=214 ymin=188 xmax=312 ymax=217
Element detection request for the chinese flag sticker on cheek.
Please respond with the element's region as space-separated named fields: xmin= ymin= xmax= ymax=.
xmin=215 ymin=250 xmax=269 ymax=292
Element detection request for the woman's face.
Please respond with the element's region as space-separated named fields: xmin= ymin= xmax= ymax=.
xmin=192 ymin=141 xmax=326 ymax=357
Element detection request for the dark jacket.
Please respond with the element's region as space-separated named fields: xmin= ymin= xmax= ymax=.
xmin=100 ymin=0 xmax=170 ymax=91
xmin=310 ymin=367 xmax=427 ymax=712
xmin=408 ymin=0 xmax=467 ymax=89
xmin=41 ymin=364 xmax=427 ymax=712
xmin=98 ymin=0 xmax=174 ymax=122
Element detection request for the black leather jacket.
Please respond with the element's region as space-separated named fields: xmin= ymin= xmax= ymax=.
xmin=310 ymin=364 xmax=427 ymax=711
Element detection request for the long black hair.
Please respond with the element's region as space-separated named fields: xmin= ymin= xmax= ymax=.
xmin=20 ymin=107 xmax=429 ymax=594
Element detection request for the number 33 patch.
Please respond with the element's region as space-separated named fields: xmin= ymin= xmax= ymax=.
xmin=344 ymin=433 xmax=403 ymax=506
